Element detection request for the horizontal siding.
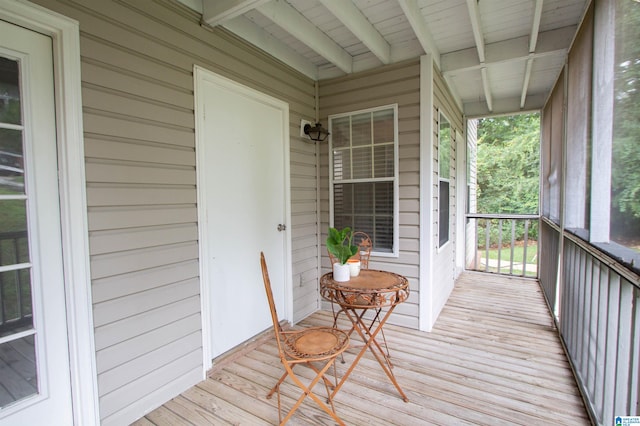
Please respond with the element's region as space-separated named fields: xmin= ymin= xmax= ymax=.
xmin=319 ymin=59 xmax=421 ymax=329
xmin=34 ymin=0 xmax=317 ymax=424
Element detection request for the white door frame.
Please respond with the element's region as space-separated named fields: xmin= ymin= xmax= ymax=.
xmin=194 ymin=65 xmax=293 ymax=371
xmin=0 ymin=1 xmax=98 ymax=424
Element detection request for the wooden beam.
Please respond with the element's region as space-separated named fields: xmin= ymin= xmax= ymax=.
xmin=466 ymin=0 xmax=491 ymax=113
xmin=396 ymin=0 xmax=440 ymax=68
xmin=202 ymin=0 xmax=269 ymax=27
xmin=530 ymin=0 xmax=544 ymax=53
xmin=222 ymin=17 xmax=318 ymax=80
xmin=481 ymin=66 xmax=492 ymax=112
xmin=319 ymin=0 xmax=390 ymax=65
xmin=257 ymin=0 xmax=353 ymax=74
xmin=521 ymin=56 xmax=534 ymax=108
xmin=441 ymin=26 xmax=575 ymax=76
xmin=466 ymin=0 xmax=485 ymax=63
xmin=464 ymin=93 xmax=547 ymax=117
xmin=521 ymin=0 xmax=544 ymax=109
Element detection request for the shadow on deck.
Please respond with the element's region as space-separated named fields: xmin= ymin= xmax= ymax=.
xmin=133 ymin=272 xmax=589 ymax=425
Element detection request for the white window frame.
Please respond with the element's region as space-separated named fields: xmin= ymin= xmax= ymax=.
xmin=328 ymin=104 xmax=399 ymax=257
xmin=438 ymin=111 xmax=452 ymax=249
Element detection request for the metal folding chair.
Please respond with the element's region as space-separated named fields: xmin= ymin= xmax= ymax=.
xmin=260 ymin=252 xmax=350 ymax=425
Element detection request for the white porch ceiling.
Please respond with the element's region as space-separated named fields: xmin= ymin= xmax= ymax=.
xmin=182 ymin=0 xmax=590 ymax=117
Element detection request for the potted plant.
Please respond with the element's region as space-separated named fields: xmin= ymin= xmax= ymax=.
xmin=326 ymin=226 xmax=358 ymax=282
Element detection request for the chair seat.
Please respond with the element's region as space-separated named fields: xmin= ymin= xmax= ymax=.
xmin=284 ymin=327 xmax=349 ymax=360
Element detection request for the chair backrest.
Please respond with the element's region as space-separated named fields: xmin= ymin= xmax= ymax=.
xmin=352 ymin=231 xmax=372 ymax=268
xmin=327 ymin=231 xmax=373 ymax=268
xmin=260 ymin=252 xmax=285 ymax=354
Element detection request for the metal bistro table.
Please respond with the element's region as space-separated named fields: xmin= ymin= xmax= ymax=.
xmin=320 ymin=269 xmax=410 ymax=402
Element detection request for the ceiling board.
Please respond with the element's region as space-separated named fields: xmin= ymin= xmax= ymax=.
xmin=194 ymin=0 xmax=590 ymax=117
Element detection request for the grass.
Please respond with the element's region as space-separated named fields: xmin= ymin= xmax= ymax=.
xmin=486 ymin=243 xmax=538 ymax=263
xmin=474 ymin=242 xmax=538 ymax=277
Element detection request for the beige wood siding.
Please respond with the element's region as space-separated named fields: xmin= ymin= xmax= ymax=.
xmin=33 ymin=0 xmax=317 ymax=424
xmin=319 ymin=60 xmax=421 ymax=329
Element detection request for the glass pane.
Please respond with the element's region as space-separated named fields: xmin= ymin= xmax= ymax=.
xmin=610 ymin=0 xmax=640 ymax=250
xmin=0 ymin=335 xmax=38 ymax=408
xmin=353 ymin=216 xmax=373 ymax=237
xmin=333 ymin=149 xmax=351 ymax=180
xmin=439 ymin=115 xmax=451 ymax=178
xmin=351 ymin=113 xmax=371 ymax=146
xmin=374 ymin=216 xmax=393 ymax=252
xmin=353 ymin=182 xmax=373 ymax=214
xmin=334 ymin=183 xmax=354 ymax=213
xmin=0 ymin=230 xmax=29 ymax=267
xmin=333 ymin=182 xmax=394 ymax=252
xmin=375 ymin=182 xmax=394 ymax=216
xmin=374 ymin=145 xmax=394 ymax=178
xmin=440 ymin=181 xmax=450 ymax=246
xmin=331 ymin=116 xmax=350 ymax=148
xmin=0 ymin=269 xmax=33 ymax=338
xmin=0 ymin=128 xmax=25 ymax=195
xmin=0 ymin=57 xmax=21 ymax=125
xmin=373 ymin=109 xmax=394 ymax=144
xmin=333 ymin=214 xmax=352 ymax=231
xmin=352 ymin=147 xmax=372 ymax=179
xmin=0 ymin=199 xmax=29 ymax=265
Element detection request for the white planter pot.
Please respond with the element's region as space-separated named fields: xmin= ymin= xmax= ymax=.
xmin=348 ymin=259 xmax=361 ymax=277
xmin=332 ymin=263 xmax=351 ymax=282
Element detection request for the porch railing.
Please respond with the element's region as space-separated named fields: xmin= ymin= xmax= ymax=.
xmin=539 ymin=218 xmax=640 ymax=424
xmin=465 ymin=213 xmax=539 ymax=278
xmin=0 ymin=230 xmax=31 ymax=336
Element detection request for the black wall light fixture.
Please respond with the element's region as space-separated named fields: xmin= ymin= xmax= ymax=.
xmin=303 ymin=122 xmax=330 ymax=142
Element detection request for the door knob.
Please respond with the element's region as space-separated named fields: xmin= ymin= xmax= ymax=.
xmin=277 ymin=224 xmax=286 ymax=232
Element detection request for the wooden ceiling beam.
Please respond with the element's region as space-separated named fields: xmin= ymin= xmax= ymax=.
xmin=257 ymin=0 xmax=353 ymax=74
xmin=202 ymin=0 xmax=269 ymax=27
xmin=396 ymin=0 xmax=440 ymax=68
xmin=521 ymin=0 xmax=544 ymax=108
xmin=319 ymin=0 xmax=390 ymax=65
xmin=465 ymin=0 xmax=491 ymax=111
xmin=441 ymin=26 xmax=574 ymax=76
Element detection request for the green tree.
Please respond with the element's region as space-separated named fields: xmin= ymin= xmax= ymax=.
xmin=611 ymin=0 xmax=640 ymax=242
xmin=476 ymin=113 xmax=540 ymax=215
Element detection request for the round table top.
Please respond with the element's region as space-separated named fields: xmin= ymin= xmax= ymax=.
xmin=320 ymin=269 xmax=409 ymax=308
xmin=320 ymin=269 xmax=408 ymax=292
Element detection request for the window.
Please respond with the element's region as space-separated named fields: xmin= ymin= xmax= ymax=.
xmin=439 ymin=113 xmax=451 ymax=247
xmin=329 ymin=105 xmax=398 ymax=254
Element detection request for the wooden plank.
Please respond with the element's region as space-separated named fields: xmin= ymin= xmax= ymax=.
xmin=137 ymin=272 xmax=589 ymax=425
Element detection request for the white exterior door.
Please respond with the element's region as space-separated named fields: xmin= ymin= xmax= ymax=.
xmin=195 ymin=68 xmax=291 ymax=360
xmin=0 ymin=21 xmax=73 ymax=423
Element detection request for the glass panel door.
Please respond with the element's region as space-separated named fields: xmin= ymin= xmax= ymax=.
xmin=0 ymin=55 xmax=37 ymax=408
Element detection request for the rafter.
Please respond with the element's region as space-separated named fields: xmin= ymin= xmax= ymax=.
xmin=465 ymin=0 xmax=491 ymax=111
xmin=202 ymin=0 xmax=270 ymax=27
xmin=222 ymin=16 xmax=318 ymax=80
xmin=319 ymin=0 xmax=390 ymax=65
xmin=257 ymin=0 xmax=353 ymax=74
xmin=521 ymin=0 xmax=544 ymax=108
xmin=441 ymin=26 xmax=574 ymax=76
xmin=396 ymin=0 xmax=440 ymax=68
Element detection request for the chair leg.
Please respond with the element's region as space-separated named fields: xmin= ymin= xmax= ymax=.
xmin=279 ymin=361 xmax=346 ymax=426
xmin=267 ymin=370 xmax=289 ymax=399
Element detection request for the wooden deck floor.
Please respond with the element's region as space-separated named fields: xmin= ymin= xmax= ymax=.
xmin=132 ymin=272 xmax=590 ymax=425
